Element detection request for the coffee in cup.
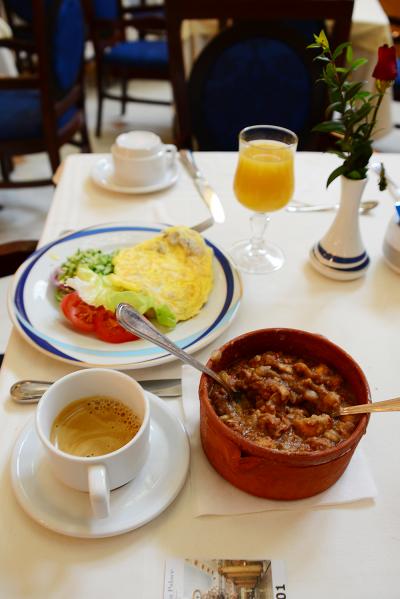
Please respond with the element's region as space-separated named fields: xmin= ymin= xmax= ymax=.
xmin=51 ymin=396 xmax=142 ymax=458
xmin=36 ymin=368 xmax=150 ymax=519
xmin=111 ymin=130 xmax=177 ymax=188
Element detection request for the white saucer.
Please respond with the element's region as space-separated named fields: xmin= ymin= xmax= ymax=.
xmin=11 ymin=392 xmax=189 ymax=538
xmin=91 ymin=155 xmax=179 ymax=194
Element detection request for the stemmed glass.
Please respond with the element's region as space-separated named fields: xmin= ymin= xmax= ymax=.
xmin=231 ymin=125 xmax=298 ymax=274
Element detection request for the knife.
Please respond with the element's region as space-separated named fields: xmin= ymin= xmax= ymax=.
xmin=179 ymin=149 xmax=226 ymax=224
xmin=10 ymin=378 xmax=182 ymax=404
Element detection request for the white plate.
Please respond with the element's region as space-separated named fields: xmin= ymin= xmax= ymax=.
xmin=8 ymin=223 xmax=242 ymax=369
xmin=11 ymin=392 xmax=189 ymax=538
xmin=91 ymin=155 xmax=179 ymax=194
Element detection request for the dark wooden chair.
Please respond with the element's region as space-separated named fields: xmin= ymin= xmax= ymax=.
xmin=0 ymin=0 xmax=91 ymax=188
xmin=82 ymin=0 xmax=170 ymax=137
xmin=0 ymin=239 xmax=37 ymax=277
xmin=1 ymin=0 xmax=36 ymax=73
xmin=164 ymin=0 xmax=354 ymax=150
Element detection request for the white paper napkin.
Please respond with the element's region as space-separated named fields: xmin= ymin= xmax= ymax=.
xmin=181 ymin=365 xmax=377 ymax=516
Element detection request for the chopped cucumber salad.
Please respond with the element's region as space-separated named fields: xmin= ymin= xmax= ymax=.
xmin=58 ymin=249 xmax=117 ymax=282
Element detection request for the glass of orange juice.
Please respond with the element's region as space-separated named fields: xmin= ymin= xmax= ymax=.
xmin=231 ymin=125 xmax=298 ymax=273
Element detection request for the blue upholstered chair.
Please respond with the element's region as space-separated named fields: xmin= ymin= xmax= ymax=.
xmin=0 ymin=0 xmax=91 ymax=187
xmin=83 ymin=0 xmax=170 ymax=137
xmin=165 ymin=0 xmax=354 ymax=150
xmin=188 ymin=22 xmax=327 ymax=151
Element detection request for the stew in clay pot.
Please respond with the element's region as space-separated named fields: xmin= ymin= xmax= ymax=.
xmin=199 ymin=328 xmax=370 ymax=500
xmin=209 ymin=350 xmax=359 ymax=453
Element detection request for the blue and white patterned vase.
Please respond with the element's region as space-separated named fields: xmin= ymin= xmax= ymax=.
xmin=309 ymin=176 xmax=369 ymax=281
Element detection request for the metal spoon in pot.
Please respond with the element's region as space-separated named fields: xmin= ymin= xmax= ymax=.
xmin=115 ymin=306 xmax=400 ymax=412
xmin=287 ymin=199 xmax=379 ymax=214
xmin=10 ymin=376 xmax=400 ymax=415
xmin=116 ymin=303 xmax=238 ymax=398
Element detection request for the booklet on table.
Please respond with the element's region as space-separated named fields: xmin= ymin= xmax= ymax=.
xmin=164 ymin=557 xmax=286 ymax=598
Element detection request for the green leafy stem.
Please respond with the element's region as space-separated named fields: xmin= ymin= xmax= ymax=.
xmin=308 ymin=31 xmax=386 ymax=187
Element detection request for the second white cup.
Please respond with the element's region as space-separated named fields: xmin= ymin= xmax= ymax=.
xmin=36 ymin=368 xmax=150 ymax=519
xmin=111 ymin=130 xmax=177 ymax=188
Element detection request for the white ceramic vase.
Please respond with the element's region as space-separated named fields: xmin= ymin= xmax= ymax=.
xmin=309 ymin=175 xmax=370 ymax=281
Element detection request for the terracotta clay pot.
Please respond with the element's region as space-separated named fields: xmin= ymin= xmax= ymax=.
xmin=199 ymin=328 xmax=370 ymax=500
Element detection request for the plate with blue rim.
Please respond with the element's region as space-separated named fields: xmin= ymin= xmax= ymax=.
xmin=8 ymin=223 xmax=242 ymax=369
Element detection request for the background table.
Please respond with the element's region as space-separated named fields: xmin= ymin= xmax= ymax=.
xmin=1 ymin=151 xmax=400 ymax=598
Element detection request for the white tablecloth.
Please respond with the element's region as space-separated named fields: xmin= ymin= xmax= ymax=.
xmin=1 ymin=151 xmax=400 ymax=598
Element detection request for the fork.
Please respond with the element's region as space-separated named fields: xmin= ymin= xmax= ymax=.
xmin=58 ymin=217 xmax=215 ymax=239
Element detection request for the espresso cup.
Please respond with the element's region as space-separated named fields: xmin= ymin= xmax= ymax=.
xmin=36 ymin=368 xmax=150 ymax=519
xmin=111 ymin=130 xmax=177 ymax=188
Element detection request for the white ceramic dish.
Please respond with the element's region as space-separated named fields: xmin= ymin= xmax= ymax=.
xmin=383 ymin=214 xmax=400 ymax=274
xmin=11 ymin=392 xmax=189 ymax=538
xmin=8 ymin=223 xmax=242 ymax=369
xmin=91 ymin=155 xmax=179 ymax=194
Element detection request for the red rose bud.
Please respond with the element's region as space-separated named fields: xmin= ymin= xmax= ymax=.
xmin=372 ymin=44 xmax=398 ymax=81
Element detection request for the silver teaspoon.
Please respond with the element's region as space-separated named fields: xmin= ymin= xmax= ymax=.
xmin=116 ymin=303 xmax=237 ymax=397
xmin=287 ymin=199 xmax=378 ymax=214
xmin=10 ymin=378 xmax=183 ymax=403
xmin=10 ymin=380 xmax=51 ymax=403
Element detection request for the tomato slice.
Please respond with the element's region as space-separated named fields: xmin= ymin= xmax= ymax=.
xmin=94 ymin=308 xmax=139 ymax=343
xmin=60 ymin=292 xmax=138 ymax=343
xmin=60 ymin=292 xmax=98 ymax=333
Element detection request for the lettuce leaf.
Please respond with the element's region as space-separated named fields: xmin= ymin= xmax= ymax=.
xmin=65 ymin=266 xmax=176 ymax=328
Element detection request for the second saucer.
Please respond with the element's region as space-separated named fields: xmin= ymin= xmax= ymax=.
xmin=91 ymin=155 xmax=179 ymax=195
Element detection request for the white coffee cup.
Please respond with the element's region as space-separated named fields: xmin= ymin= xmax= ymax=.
xmin=36 ymin=368 xmax=150 ymax=519
xmin=111 ymin=130 xmax=177 ymax=188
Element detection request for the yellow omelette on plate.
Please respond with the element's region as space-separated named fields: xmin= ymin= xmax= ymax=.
xmin=110 ymin=226 xmax=214 ymax=321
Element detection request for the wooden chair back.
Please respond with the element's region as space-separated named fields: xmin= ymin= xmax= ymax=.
xmin=83 ymin=0 xmax=167 ymax=59
xmin=0 ymin=239 xmax=38 ymax=278
xmin=164 ymin=0 xmax=354 ymax=149
xmin=0 ymin=0 xmax=91 ymax=187
xmin=82 ymin=0 xmax=169 ymax=137
xmin=1 ymin=0 xmax=36 ymax=72
xmin=0 ymin=238 xmax=38 ymax=368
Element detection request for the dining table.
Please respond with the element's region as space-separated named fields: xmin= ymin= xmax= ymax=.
xmin=1 ymin=149 xmax=400 ymax=598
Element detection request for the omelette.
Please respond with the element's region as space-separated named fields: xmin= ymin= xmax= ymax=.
xmin=110 ymin=226 xmax=214 ymax=322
